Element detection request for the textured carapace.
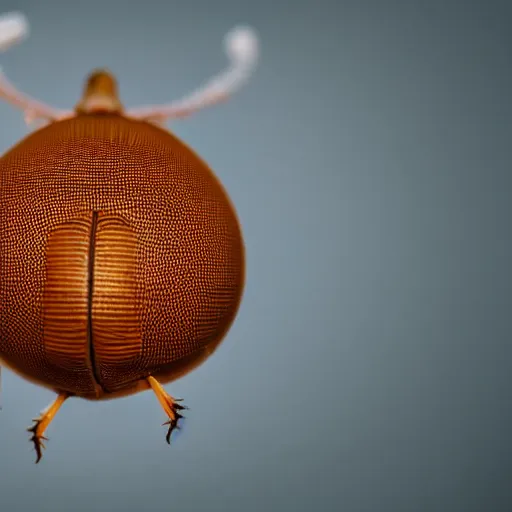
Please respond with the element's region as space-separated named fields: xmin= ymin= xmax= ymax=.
xmin=0 ymin=112 xmax=245 ymax=399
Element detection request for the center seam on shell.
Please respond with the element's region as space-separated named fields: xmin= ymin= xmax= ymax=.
xmin=87 ymin=210 xmax=107 ymax=394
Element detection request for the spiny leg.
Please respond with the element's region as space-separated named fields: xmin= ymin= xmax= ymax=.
xmin=27 ymin=392 xmax=69 ymax=463
xmin=147 ymin=376 xmax=187 ymax=444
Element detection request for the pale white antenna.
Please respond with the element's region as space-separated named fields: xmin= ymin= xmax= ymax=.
xmin=0 ymin=12 xmax=259 ymax=126
xmin=126 ymin=26 xmax=260 ymax=123
xmin=0 ymin=11 xmax=28 ymax=50
xmin=0 ymin=11 xmax=72 ymax=124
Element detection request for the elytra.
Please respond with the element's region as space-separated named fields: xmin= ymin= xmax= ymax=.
xmin=0 ymin=12 xmax=259 ymax=463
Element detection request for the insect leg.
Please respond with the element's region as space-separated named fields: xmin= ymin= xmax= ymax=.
xmin=27 ymin=392 xmax=70 ymax=463
xmin=146 ymin=376 xmax=187 ymax=444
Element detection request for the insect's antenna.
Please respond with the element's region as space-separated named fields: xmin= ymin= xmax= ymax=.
xmin=0 ymin=11 xmax=72 ymax=126
xmin=127 ymin=26 xmax=259 ymax=124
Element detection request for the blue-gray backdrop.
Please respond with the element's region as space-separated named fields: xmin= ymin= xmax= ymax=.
xmin=0 ymin=0 xmax=511 ymax=511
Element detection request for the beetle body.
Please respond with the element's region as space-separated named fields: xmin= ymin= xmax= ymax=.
xmin=0 ymin=12 xmax=257 ymax=462
xmin=0 ymin=114 xmax=245 ymax=399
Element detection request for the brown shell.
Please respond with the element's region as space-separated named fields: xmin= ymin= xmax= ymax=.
xmin=0 ymin=114 xmax=245 ymax=399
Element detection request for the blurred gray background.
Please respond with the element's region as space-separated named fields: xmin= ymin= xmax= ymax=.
xmin=0 ymin=0 xmax=511 ymax=511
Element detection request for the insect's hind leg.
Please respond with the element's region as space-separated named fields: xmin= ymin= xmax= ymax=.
xmin=27 ymin=392 xmax=70 ymax=463
xmin=146 ymin=376 xmax=187 ymax=444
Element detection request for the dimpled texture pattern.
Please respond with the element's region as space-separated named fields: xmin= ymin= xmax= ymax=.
xmin=0 ymin=114 xmax=245 ymax=397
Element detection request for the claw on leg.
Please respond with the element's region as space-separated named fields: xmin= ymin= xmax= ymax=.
xmin=147 ymin=376 xmax=188 ymax=445
xmin=27 ymin=392 xmax=69 ymax=463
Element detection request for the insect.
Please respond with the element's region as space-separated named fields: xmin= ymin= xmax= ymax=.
xmin=0 ymin=12 xmax=258 ymax=463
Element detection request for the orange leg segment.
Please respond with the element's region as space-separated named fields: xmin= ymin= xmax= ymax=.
xmin=147 ymin=376 xmax=187 ymax=444
xmin=27 ymin=392 xmax=69 ymax=463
